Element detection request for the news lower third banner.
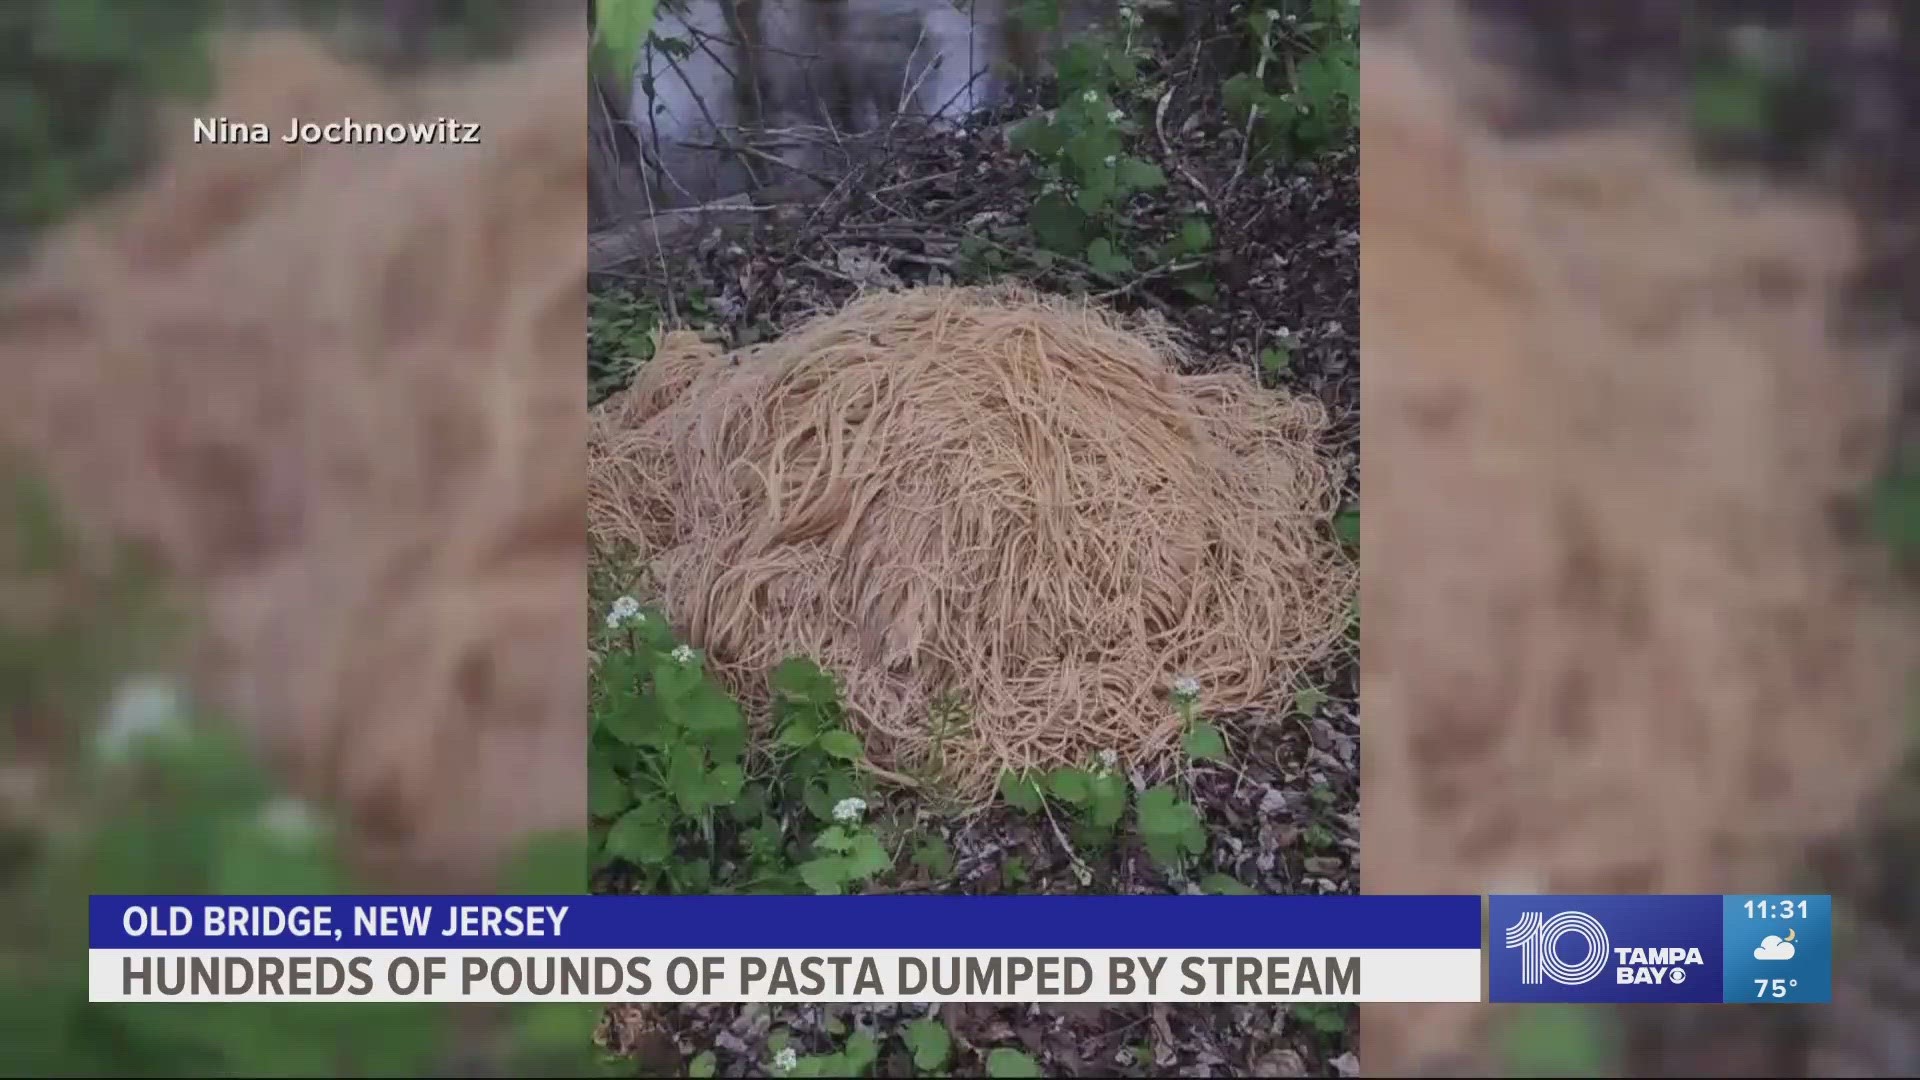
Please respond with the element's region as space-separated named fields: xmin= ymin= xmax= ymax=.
xmin=88 ymin=894 xmax=1834 ymax=1005
xmin=90 ymin=895 xmax=1483 ymax=1004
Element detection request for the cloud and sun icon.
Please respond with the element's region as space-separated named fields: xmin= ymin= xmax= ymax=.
xmin=1754 ymin=927 xmax=1798 ymax=961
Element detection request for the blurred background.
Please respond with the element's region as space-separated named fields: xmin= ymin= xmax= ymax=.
xmin=1363 ymin=1 xmax=1919 ymax=1076
xmin=3 ymin=1 xmax=595 ymax=1074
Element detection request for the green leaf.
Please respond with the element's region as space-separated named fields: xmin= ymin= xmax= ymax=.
xmin=605 ymin=806 xmax=671 ymax=865
xmin=986 ymin=1047 xmax=1042 ymax=1078
xmin=1029 ymin=193 xmax=1088 ymax=256
xmin=998 ymin=770 xmax=1044 ymax=814
xmin=1135 ymin=786 xmax=1199 ymax=838
xmin=772 ymin=656 xmax=835 ymax=704
xmin=652 ymin=654 xmax=702 ymax=703
xmin=1086 ymin=238 xmax=1131 ymax=277
xmin=1201 ymin=872 xmax=1256 ymax=895
xmin=1178 ymin=216 xmax=1213 ymax=254
xmin=905 ymin=1018 xmax=952 ymax=1071
xmin=1183 ymin=722 xmax=1228 ymax=762
xmin=817 ymin=729 xmax=864 ymax=761
xmin=799 ymin=857 xmax=848 ymax=895
xmin=588 ymin=756 xmax=629 ymax=819
xmin=1116 ymin=156 xmax=1165 ymax=192
xmin=1009 ymin=114 xmax=1066 ymax=158
xmin=707 ymin=761 xmax=745 ymax=805
xmin=842 ymin=1032 xmax=879 ymax=1075
xmin=846 ymin=831 xmax=892 ymax=880
xmin=1048 ymin=768 xmax=1092 ymax=805
xmin=778 ymin=718 xmax=820 ymax=749
xmin=669 ymin=745 xmax=708 ymax=815
xmin=689 ymin=1049 xmax=718 ymax=1078
xmin=1087 ymin=771 xmax=1128 ymax=829
xmin=1260 ymin=345 xmax=1291 ymax=375
xmin=913 ymin=836 xmax=954 ymax=878
xmin=1293 ymin=686 xmax=1329 ymax=717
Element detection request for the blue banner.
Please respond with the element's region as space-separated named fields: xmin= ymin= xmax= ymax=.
xmin=90 ymin=894 xmax=1484 ymax=951
xmin=1489 ymin=894 xmax=1833 ymax=1004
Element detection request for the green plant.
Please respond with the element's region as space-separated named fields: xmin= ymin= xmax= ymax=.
xmin=589 ymin=289 xmax=662 ymax=404
xmin=1006 ymin=4 xmax=1212 ymax=295
xmin=2 ymin=466 xmax=609 ymax=1077
xmin=592 ymin=596 xmax=890 ymax=896
xmin=1222 ymin=0 xmax=1359 ymax=161
xmin=994 ymin=677 xmax=1217 ymax=877
xmin=1290 ymin=1002 xmax=1353 ymax=1042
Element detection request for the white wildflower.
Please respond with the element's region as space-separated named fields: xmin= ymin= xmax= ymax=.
xmin=832 ymin=797 xmax=868 ymax=823
xmin=1171 ymin=676 xmax=1202 ymax=704
xmin=1099 ymin=748 xmax=1120 ymax=771
xmin=1285 ymin=11 xmax=1297 ymax=22
xmin=606 ymin=595 xmax=642 ymax=629
xmin=96 ymin=676 xmax=186 ymax=764
xmin=1118 ymin=5 xmax=1136 ymax=22
xmin=1082 ymin=89 xmax=1100 ymax=104
xmin=772 ymin=1048 xmax=799 ymax=1075
xmin=1106 ymin=109 xmax=1125 ymax=123
xmin=1104 ymin=154 xmax=1118 ymax=167
xmin=256 ymin=799 xmax=325 ymax=845
xmin=671 ymin=644 xmax=697 ymax=665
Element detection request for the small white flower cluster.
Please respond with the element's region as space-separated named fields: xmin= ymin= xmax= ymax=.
xmin=1118 ymin=4 xmax=1138 ymax=24
xmin=1106 ymin=109 xmax=1125 ymax=124
xmin=1103 ymin=154 xmax=1118 ymax=168
xmin=1097 ymin=748 xmax=1120 ymax=773
xmin=832 ymin=797 xmax=868 ymax=823
xmin=605 ymin=595 xmax=644 ymax=630
xmin=256 ymin=799 xmax=324 ymax=844
xmin=772 ymin=1047 xmax=799 ymax=1074
xmin=1171 ymin=676 xmax=1202 ymax=705
xmin=96 ymin=676 xmax=186 ymax=764
xmin=671 ymin=644 xmax=697 ymax=666
xmin=1082 ymin=89 xmax=1100 ymax=104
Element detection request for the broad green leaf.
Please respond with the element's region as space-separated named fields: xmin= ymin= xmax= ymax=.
xmin=1087 ymin=771 xmax=1128 ymax=828
xmin=778 ymin=719 xmax=820 ymax=749
xmin=817 ymin=729 xmax=864 ymax=761
xmin=1183 ymin=722 xmax=1228 ymax=762
xmin=1048 ymin=768 xmax=1092 ymax=805
xmin=588 ymin=756 xmax=629 ymax=819
xmin=1294 ymin=686 xmax=1329 ymax=717
xmin=799 ymin=857 xmax=848 ymax=895
xmin=605 ymin=807 xmax=671 ymax=865
xmin=846 ymin=831 xmax=892 ymax=879
xmin=1029 ymin=193 xmax=1087 ymax=256
xmin=1117 ymin=156 xmax=1166 ymax=192
xmin=986 ymin=1047 xmax=1042 ymax=1078
xmin=706 ymin=761 xmax=745 ymax=806
xmin=905 ymin=1019 xmax=952 ymax=1071
xmin=1179 ymin=216 xmax=1213 ymax=254
xmin=998 ymin=770 xmax=1045 ymax=814
xmin=689 ymin=1049 xmax=718 ymax=1078
xmin=1135 ymin=786 xmax=1198 ymax=838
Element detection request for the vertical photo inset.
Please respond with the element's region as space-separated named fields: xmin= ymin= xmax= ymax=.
xmin=1364 ymin=1 xmax=1917 ymax=1075
xmin=588 ymin=0 xmax=1361 ymax=1074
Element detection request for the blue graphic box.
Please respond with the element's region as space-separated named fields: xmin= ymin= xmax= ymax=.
xmin=1489 ymin=894 xmax=1832 ymax=1004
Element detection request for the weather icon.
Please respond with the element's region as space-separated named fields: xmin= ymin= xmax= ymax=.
xmin=1755 ymin=928 xmax=1797 ymax=961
